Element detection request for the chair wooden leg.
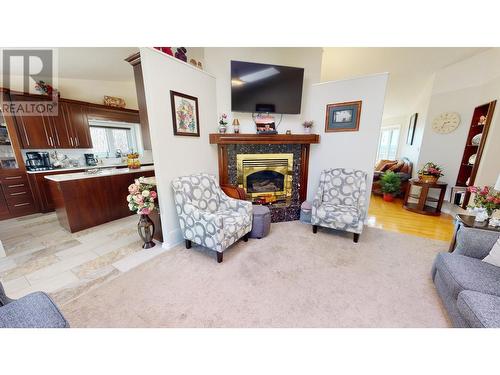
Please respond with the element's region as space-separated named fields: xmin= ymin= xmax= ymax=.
xmin=312 ymin=225 xmax=318 ymax=234
xmin=217 ymin=252 xmax=223 ymax=263
xmin=353 ymin=233 xmax=360 ymax=243
xmin=243 ymin=233 xmax=249 ymax=242
xmin=185 ymin=239 xmax=192 ymax=249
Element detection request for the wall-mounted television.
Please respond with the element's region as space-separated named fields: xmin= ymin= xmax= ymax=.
xmin=231 ymin=60 xmax=304 ymax=114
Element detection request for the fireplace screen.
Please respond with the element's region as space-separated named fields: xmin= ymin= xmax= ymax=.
xmin=237 ymin=153 xmax=293 ymax=203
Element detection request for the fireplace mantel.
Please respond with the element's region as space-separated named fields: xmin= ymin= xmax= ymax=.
xmin=209 ymin=133 xmax=320 ymax=145
xmin=211 ymin=133 xmax=320 ymax=216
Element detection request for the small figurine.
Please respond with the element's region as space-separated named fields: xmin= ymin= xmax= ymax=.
xmin=478 ymin=115 xmax=487 ymax=125
xmin=175 ymin=47 xmax=187 ymax=62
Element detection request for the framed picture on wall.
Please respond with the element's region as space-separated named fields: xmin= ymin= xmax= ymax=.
xmin=407 ymin=113 xmax=418 ymax=145
xmin=325 ymin=100 xmax=362 ymax=132
xmin=170 ymin=90 xmax=200 ymax=136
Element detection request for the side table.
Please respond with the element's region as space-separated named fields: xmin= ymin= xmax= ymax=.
xmin=403 ymin=179 xmax=448 ymax=216
xmin=449 ymin=214 xmax=500 ymax=252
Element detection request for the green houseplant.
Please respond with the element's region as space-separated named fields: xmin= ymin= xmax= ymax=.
xmin=379 ymin=171 xmax=401 ymax=202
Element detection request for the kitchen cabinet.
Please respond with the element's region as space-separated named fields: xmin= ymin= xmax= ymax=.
xmin=0 ymin=171 xmax=37 ymax=218
xmin=63 ymin=102 xmax=92 ymax=148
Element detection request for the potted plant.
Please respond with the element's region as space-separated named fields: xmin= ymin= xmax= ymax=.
xmin=302 ymin=120 xmax=314 ymax=134
xmin=127 ymin=177 xmax=158 ymax=248
xmin=418 ymin=162 xmax=443 ymax=183
xmin=379 ymin=171 xmax=401 ymax=202
xmin=218 ymin=113 xmax=228 ymax=133
xmin=467 ymin=185 xmax=500 ymax=221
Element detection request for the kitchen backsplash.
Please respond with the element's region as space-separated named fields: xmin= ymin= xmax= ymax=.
xmin=21 ymin=149 xmax=154 ymax=168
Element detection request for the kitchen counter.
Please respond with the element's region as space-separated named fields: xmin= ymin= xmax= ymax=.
xmin=46 ymin=166 xmax=155 ymax=233
xmin=45 ymin=165 xmax=154 ymax=182
xmin=26 ymin=162 xmax=154 ymax=174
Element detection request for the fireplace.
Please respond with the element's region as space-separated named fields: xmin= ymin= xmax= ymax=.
xmin=237 ymin=153 xmax=293 ymax=203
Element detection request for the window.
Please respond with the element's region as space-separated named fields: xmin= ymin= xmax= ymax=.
xmin=89 ymin=121 xmax=141 ymax=157
xmin=377 ymin=126 xmax=400 ymax=161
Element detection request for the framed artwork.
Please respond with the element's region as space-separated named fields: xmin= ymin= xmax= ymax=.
xmin=407 ymin=113 xmax=418 ymax=145
xmin=325 ymin=100 xmax=362 ymax=132
xmin=170 ymin=90 xmax=200 ymax=136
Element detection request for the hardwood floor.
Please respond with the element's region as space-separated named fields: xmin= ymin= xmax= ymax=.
xmin=367 ymin=194 xmax=455 ymax=242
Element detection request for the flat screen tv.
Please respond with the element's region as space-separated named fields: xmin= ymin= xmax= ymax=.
xmin=231 ymin=60 xmax=304 ymax=114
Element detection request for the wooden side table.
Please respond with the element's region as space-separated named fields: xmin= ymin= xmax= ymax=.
xmin=403 ymin=179 xmax=447 ymax=216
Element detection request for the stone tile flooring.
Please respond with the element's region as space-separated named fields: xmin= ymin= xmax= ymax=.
xmin=0 ymin=213 xmax=166 ymax=306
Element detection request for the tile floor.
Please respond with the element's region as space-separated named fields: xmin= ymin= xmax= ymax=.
xmin=0 ymin=212 xmax=166 ymax=305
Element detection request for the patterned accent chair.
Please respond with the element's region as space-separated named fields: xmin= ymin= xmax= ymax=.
xmin=311 ymin=168 xmax=367 ymax=242
xmin=172 ymin=174 xmax=253 ymax=263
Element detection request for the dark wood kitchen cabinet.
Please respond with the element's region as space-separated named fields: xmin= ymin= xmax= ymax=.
xmin=63 ymin=102 xmax=93 ymax=148
xmin=0 ymin=171 xmax=37 ymax=218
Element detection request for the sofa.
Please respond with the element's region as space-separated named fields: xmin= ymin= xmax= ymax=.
xmin=372 ymin=157 xmax=412 ymax=196
xmin=432 ymin=227 xmax=500 ymax=327
xmin=0 ymin=281 xmax=69 ymax=328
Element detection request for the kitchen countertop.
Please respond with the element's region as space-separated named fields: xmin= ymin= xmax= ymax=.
xmin=26 ymin=162 xmax=153 ymax=174
xmin=44 ymin=165 xmax=155 ymax=182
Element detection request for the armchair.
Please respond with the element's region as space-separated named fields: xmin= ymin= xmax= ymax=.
xmin=311 ymin=168 xmax=367 ymax=242
xmin=172 ymin=174 xmax=253 ymax=263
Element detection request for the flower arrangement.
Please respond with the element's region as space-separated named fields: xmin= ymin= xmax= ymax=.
xmin=418 ymin=162 xmax=444 ymax=183
xmin=127 ymin=177 xmax=158 ymax=215
xmin=467 ymin=185 xmax=500 ymax=216
xmin=34 ymin=80 xmax=55 ymax=96
xmin=218 ymin=113 xmax=228 ymax=133
xmin=302 ymin=120 xmax=314 ymax=128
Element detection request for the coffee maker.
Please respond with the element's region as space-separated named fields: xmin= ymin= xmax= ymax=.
xmin=84 ymin=153 xmax=98 ymax=166
xmin=25 ymin=152 xmax=52 ymax=171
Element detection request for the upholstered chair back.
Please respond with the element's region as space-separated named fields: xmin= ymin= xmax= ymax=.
xmin=318 ymin=168 xmax=367 ymax=207
xmin=171 ymin=174 xmax=222 ymax=213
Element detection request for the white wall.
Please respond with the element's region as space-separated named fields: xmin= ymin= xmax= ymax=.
xmin=416 ymin=49 xmax=500 ymax=191
xmin=305 ymin=73 xmax=389 ymax=209
xmin=140 ymin=47 xmax=218 ymax=248
xmin=203 ymin=47 xmax=323 ymax=134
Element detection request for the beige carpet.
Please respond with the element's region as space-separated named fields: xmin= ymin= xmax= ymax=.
xmin=61 ymin=221 xmax=451 ymax=327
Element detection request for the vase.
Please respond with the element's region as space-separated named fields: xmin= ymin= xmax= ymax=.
xmin=383 ymin=193 xmax=394 ymax=202
xmin=219 ymin=126 xmax=227 ymax=134
xmin=138 ymin=214 xmax=156 ymax=249
xmin=418 ymin=174 xmax=438 ymax=184
xmin=304 ymin=127 xmax=311 ymax=134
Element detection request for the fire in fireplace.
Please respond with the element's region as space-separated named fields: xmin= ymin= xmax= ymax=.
xmin=236 ymin=153 xmax=293 ymax=203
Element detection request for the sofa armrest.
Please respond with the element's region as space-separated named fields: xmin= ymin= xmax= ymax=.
xmin=0 ymin=292 xmax=69 ymax=328
xmin=453 ymin=227 xmax=500 ymax=259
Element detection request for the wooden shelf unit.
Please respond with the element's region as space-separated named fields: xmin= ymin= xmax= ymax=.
xmin=455 ymin=100 xmax=496 ymax=209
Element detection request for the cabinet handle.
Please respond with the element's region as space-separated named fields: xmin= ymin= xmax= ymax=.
xmin=70 ymin=137 xmax=73 ymax=146
xmin=21 ymin=122 xmax=30 ymax=146
xmin=4 ymin=176 xmax=22 ymax=180
xmin=54 ymin=128 xmax=60 ymax=146
xmin=10 ymin=191 xmax=27 ymax=196
xmin=7 ymin=183 xmax=25 ymax=188
xmin=14 ymin=202 xmax=31 ymax=207
xmin=75 ymin=137 xmax=79 ymax=147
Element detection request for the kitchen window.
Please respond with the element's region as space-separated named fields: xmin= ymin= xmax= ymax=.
xmin=89 ymin=120 xmax=142 ymax=158
xmin=377 ymin=126 xmax=400 ymax=161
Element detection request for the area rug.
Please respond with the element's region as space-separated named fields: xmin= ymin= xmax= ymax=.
xmin=61 ymin=221 xmax=451 ymax=327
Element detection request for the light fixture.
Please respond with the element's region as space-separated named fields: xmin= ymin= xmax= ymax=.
xmin=239 ymin=67 xmax=279 ymax=83
xmin=231 ymin=79 xmax=244 ymax=86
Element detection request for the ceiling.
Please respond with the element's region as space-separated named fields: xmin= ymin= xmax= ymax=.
xmin=321 ymin=47 xmax=490 ymax=119
xmin=57 ymin=47 xmax=138 ymax=81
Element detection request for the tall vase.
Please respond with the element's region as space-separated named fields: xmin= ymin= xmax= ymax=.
xmin=138 ymin=214 xmax=156 ymax=249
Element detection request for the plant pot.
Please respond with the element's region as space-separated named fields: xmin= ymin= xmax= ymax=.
xmin=138 ymin=214 xmax=156 ymax=249
xmin=219 ymin=126 xmax=227 ymax=134
xmin=383 ymin=193 xmax=394 ymax=202
xmin=418 ymin=175 xmax=439 ymax=184
xmin=303 ymin=127 xmax=312 ymax=134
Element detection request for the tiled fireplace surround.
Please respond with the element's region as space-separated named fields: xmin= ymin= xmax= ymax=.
xmin=210 ymin=134 xmax=320 ymax=223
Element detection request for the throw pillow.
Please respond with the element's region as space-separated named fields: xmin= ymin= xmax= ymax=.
xmin=381 ymin=161 xmax=397 ymax=172
xmin=389 ymin=160 xmax=405 ymax=172
xmin=375 ymin=159 xmax=390 ymax=171
xmin=483 ymin=237 xmax=500 ymax=267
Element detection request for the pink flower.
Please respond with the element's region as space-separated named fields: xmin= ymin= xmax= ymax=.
xmin=480 ymin=186 xmax=490 ymax=195
xmin=486 ymin=195 xmax=495 ymax=202
xmin=133 ymin=194 xmax=143 ymax=204
xmin=150 ymin=191 xmax=157 ymax=199
xmin=494 ymin=198 xmax=500 ymax=205
xmin=468 ymin=186 xmax=478 ymax=193
xmin=140 ymin=208 xmax=150 ymax=215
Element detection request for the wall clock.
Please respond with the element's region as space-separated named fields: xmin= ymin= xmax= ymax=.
xmin=432 ymin=112 xmax=461 ymax=134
